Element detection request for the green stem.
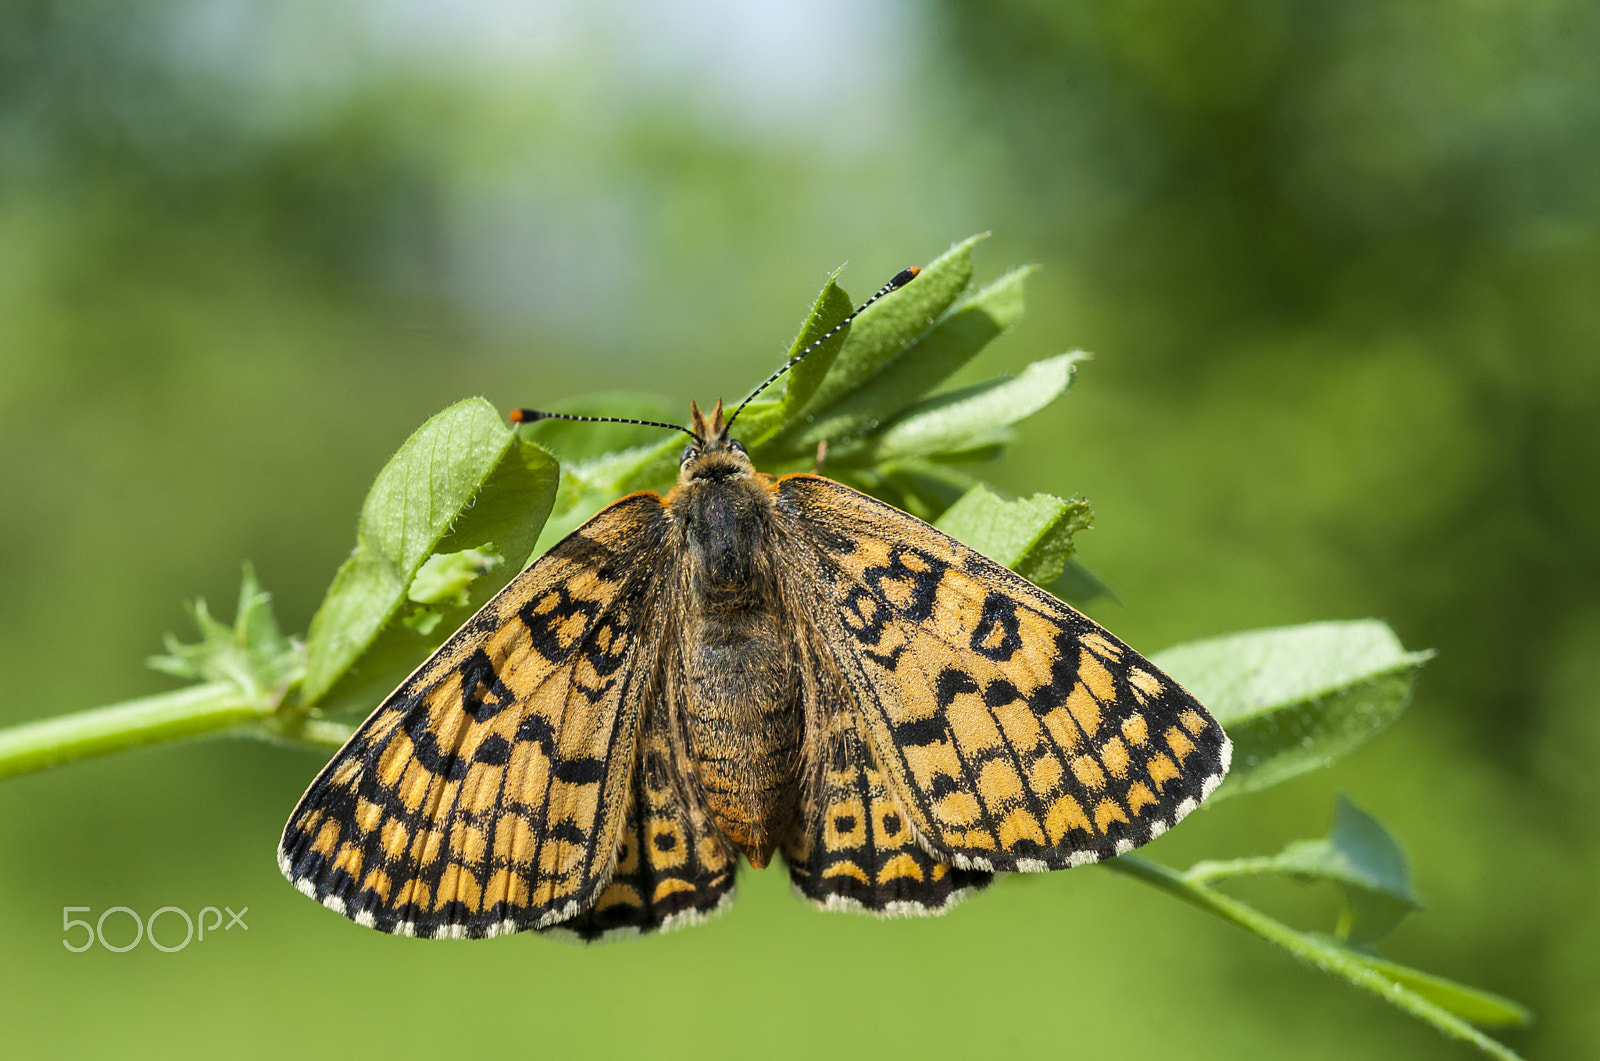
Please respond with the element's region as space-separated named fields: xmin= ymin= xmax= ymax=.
xmin=1105 ymin=856 xmax=1523 ymax=1061
xmin=1182 ymin=855 xmax=1293 ymax=884
xmin=0 ymin=682 xmax=361 ymax=780
xmin=0 ymin=683 xmax=271 ymax=778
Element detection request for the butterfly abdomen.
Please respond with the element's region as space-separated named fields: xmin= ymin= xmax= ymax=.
xmin=671 ymin=455 xmax=804 ymax=868
xmin=681 ymin=608 xmax=802 ymax=868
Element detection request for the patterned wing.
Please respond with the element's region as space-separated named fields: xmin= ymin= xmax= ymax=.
xmin=775 ymin=474 xmax=1232 ymax=872
xmin=546 ymin=709 xmax=737 ymax=940
xmin=279 ymin=493 xmax=673 ymax=938
xmin=784 ymin=701 xmax=991 ymax=916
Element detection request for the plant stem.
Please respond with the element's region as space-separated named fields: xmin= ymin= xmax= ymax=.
xmin=1182 ymin=855 xmax=1295 ymax=884
xmin=0 ymin=683 xmax=270 ymax=778
xmin=0 ymin=683 xmax=360 ymax=780
xmin=1105 ymin=856 xmax=1524 ymax=1061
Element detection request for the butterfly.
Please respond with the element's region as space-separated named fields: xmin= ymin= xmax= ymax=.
xmin=279 ymin=266 xmax=1232 ymax=940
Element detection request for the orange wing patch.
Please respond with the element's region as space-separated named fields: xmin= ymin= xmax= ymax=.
xmin=776 ymin=475 xmax=1231 ymax=873
xmin=278 ymin=495 xmax=674 ymax=938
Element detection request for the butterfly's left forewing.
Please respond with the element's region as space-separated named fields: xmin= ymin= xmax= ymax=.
xmin=279 ymin=493 xmax=674 ymax=938
xmin=775 ymin=475 xmax=1231 ymax=873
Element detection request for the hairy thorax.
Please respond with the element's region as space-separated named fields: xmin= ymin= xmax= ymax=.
xmin=668 ymin=448 xmax=803 ymax=868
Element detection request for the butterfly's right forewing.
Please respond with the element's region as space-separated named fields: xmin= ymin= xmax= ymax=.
xmin=279 ymin=493 xmax=675 ymax=938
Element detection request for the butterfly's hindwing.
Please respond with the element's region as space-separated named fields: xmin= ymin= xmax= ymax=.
xmin=547 ymin=709 xmax=737 ymax=940
xmin=784 ymin=705 xmax=992 ymax=915
xmin=776 ymin=475 xmax=1231 ymax=872
xmin=278 ymin=494 xmax=675 ymax=938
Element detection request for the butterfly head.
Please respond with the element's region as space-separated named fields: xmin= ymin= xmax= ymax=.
xmin=680 ymin=398 xmax=752 ymax=482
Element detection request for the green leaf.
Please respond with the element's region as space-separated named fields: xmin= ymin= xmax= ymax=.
xmin=780 ymin=270 xmax=854 ymax=419
xmin=728 ymin=269 xmax=854 ymax=446
xmin=936 ymin=484 xmax=1094 ymax=588
xmin=726 ymin=399 xmax=786 ymax=449
xmin=784 ymin=265 xmax=1036 ymax=450
xmin=1343 ymin=950 xmax=1533 ymax=1029
xmin=1187 ymin=794 xmax=1423 ymax=945
xmin=1049 ymin=557 xmax=1118 ymax=607
xmin=401 ymin=546 xmax=507 ymax=636
xmin=1151 ymin=620 xmax=1433 ymax=799
xmin=1323 ymin=795 xmax=1422 ymax=943
xmin=861 ymin=459 xmax=979 ymax=523
xmin=533 ymin=434 xmax=682 ymax=554
xmin=781 ymin=235 xmax=983 ymax=431
xmin=147 ymin=564 xmax=301 ymax=702
xmin=865 ymin=352 xmax=1084 ymax=462
xmin=300 ymin=398 xmax=558 ymax=711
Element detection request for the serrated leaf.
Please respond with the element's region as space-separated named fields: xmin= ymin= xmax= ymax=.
xmin=936 ymin=484 xmax=1093 ymax=588
xmin=1151 ymin=620 xmax=1433 ymax=800
xmin=233 ymin=564 xmax=289 ymax=662
xmin=147 ymin=564 xmax=301 ymax=701
xmin=300 ymin=398 xmax=558 ymax=710
xmin=785 ymin=266 xmax=1036 ymax=450
xmin=782 ymin=235 xmax=983 ymax=431
xmin=864 ymin=352 xmax=1084 ymax=462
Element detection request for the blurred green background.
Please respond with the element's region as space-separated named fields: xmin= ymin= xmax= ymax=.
xmin=2 ymin=1 xmax=1596 ymax=1056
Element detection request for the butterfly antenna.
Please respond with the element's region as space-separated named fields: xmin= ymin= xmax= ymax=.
xmin=509 ymin=408 xmax=700 ymax=441
xmin=724 ymin=265 xmax=920 ymax=431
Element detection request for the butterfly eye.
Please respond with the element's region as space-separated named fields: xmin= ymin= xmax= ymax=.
xmin=680 ymin=445 xmax=700 ymax=465
xmin=729 ymin=439 xmax=747 ymax=455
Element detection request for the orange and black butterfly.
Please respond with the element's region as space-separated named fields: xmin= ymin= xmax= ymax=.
xmin=279 ymin=268 xmax=1231 ymax=940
